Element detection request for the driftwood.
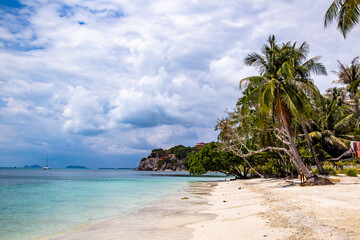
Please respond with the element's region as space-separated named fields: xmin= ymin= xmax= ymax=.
xmin=327 ymin=149 xmax=352 ymax=161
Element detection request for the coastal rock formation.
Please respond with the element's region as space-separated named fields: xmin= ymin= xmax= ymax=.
xmin=137 ymin=157 xmax=159 ymax=171
xmin=136 ymin=144 xmax=208 ymax=172
xmin=137 ymin=156 xmax=187 ymax=171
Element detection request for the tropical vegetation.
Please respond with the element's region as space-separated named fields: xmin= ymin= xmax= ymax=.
xmin=186 ymin=35 xmax=360 ymax=184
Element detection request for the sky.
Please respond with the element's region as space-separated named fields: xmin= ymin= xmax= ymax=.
xmin=0 ymin=0 xmax=359 ymax=168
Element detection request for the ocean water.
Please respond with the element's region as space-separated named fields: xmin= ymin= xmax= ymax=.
xmin=0 ymin=169 xmax=225 ymax=240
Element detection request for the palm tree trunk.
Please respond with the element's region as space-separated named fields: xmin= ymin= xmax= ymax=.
xmin=354 ymin=96 xmax=360 ymax=126
xmin=280 ymin=114 xmax=315 ymax=179
xmin=300 ymin=121 xmax=327 ymax=175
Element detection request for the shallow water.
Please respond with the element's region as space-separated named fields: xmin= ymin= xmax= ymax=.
xmin=50 ymin=181 xmax=219 ymax=240
xmin=0 ymin=169 xmax=224 ymax=240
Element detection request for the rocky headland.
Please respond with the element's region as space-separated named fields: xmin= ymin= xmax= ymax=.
xmin=137 ymin=156 xmax=187 ymax=171
xmin=137 ymin=144 xmax=204 ymax=171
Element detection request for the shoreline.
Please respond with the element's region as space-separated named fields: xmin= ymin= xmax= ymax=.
xmin=46 ymin=181 xmax=217 ymax=240
xmin=45 ymin=176 xmax=360 ymax=240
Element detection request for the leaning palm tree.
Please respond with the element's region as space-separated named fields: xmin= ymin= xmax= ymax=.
xmin=240 ymin=35 xmax=327 ymax=180
xmin=289 ymin=41 xmax=328 ymax=175
xmin=332 ymin=57 xmax=360 ymax=125
xmin=324 ymin=0 xmax=360 ymax=38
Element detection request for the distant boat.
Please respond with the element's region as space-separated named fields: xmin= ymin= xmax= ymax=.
xmin=43 ymin=158 xmax=51 ymax=170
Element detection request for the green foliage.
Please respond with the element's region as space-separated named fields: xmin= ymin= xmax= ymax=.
xmin=325 ymin=1 xmax=360 ymax=38
xmin=299 ymin=146 xmax=312 ymax=159
xmin=147 ymin=145 xmax=195 ymax=161
xmin=167 ymin=145 xmax=194 ymax=159
xmin=352 ymin=128 xmax=360 ymax=141
xmin=157 ymin=160 xmax=164 ymax=168
xmin=346 ymin=168 xmax=358 ymax=176
xmin=149 ymin=148 xmax=165 ymax=158
xmin=312 ymin=168 xmax=319 ymax=174
xmin=258 ymin=160 xmax=282 ymax=175
xmin=163 ymin=157 xmax=171 ymax=163
xmin=310 ymin=87 xmax=355 ymax=158
xmin=187 ymin=142 xmax=248 ymax=179
xmin=334 ymin=160 xmax=351 ymax=167
xmin=323 ymin=165 xmax=337 ymax=175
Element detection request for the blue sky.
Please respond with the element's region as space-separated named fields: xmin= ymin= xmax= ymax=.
xmin=0 ymin=0 xmax=359 ymax=168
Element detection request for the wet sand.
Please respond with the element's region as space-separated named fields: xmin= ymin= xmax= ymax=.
xmin=46 ymin=176 xmax=360 ymax=240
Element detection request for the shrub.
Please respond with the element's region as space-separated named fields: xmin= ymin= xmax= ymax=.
xmin=311 ymin=168 xmax=319 ymax=174
xmin=336 ymin=169 xmax=345 ymax=174
xmin=323 ymin=165 xmax=337 ymax=175
xmin=259 ymin=160 xmax=280 ymax=174
xmin=346 ymin=168 xmax=358 ymax=177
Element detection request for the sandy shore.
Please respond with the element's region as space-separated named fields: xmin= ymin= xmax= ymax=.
xmin=188 ymin=176 xmax=360 ymax=240
xmin=47 ymin=176 xmax=360 ymax=240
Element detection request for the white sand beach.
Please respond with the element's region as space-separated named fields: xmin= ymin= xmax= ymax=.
xmin=47 ymin=176 xmax=360 ymax=240
xmin=189 ymin=177 xmax=360 ymax=240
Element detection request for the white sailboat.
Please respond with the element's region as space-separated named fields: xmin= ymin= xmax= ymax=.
xmin=43 ymin=158 xmax=51 ymax=170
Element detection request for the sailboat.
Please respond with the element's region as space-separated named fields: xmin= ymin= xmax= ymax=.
xmin=43 ymin=157 xmax=51 ymax=170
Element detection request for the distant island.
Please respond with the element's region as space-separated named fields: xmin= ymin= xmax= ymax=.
xmin=24 ymin=164 xmax=42 ymax=169
xmin=66 ymin=165 xmax=88 ymax=169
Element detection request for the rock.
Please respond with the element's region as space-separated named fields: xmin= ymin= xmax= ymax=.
xmin=304 ymin=176 xmax=334 ymax=185
xmin=137 ymin=157 xmax=159 ymax=171
xmin=137 ymin=156 xmax=187 ymax=171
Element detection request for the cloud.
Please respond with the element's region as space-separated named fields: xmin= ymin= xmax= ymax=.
xmin=0 ymin=0 xmax=359 ymax=167
xmin=63 ymin=86 xmax=105 ymax=135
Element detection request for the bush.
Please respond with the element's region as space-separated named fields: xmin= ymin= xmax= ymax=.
xmin=311 ymin=168 xmax=319 ymax=174
xmin=346 ymin=168 xmax=358 ymax=177
xmin=259 ymin=160 xmax=281 ymax=174
xmin=323 ymin=165 xmax=337 ymax=175
xmin=336 ymin=169 xmax=345 ymax=174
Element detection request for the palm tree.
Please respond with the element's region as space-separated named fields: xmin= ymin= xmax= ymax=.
xmin=332 ymin=57 xmax=360 ymax=125
xmin=300 ymin=120 xmax=327 ymax=175
xmin=289 ymin=41 xmax=328 ymax=175
xmin=310 ymin=87 xmax=355 ymax=157
xmin=240 ymin=35 xmax=327 ymax=180
xmin=324 ymin=0 xmax=360 ymax=38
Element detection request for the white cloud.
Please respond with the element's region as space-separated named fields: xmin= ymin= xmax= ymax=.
xmin=63 ymin=86 xmax=105 ymax=134
xmin=1 ymin=97 xmax=30 ymax=115
xmin=0 ymin=0 xmax=360 ymax=166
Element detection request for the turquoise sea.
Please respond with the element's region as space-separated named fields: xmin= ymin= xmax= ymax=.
xmin=0 ymin=169 xmax=225 ymax=240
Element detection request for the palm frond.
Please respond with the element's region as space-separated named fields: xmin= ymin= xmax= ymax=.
xmin=303 ymin=57 xmax=328 ymax=75
xmin=334 ymin=113 xmax=354 ymax=130
xmin=324 ymin=0 xmax=342 ymax=28
xmin=337 ymin=0 xmax=360 ymax=37
xmin=309 ymin=131 xmax=322 ymax=139
xmin=328 ymin=135 xmax=350 ymax=149
xmin=239 ymin=76 xmax=267 ymax=89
